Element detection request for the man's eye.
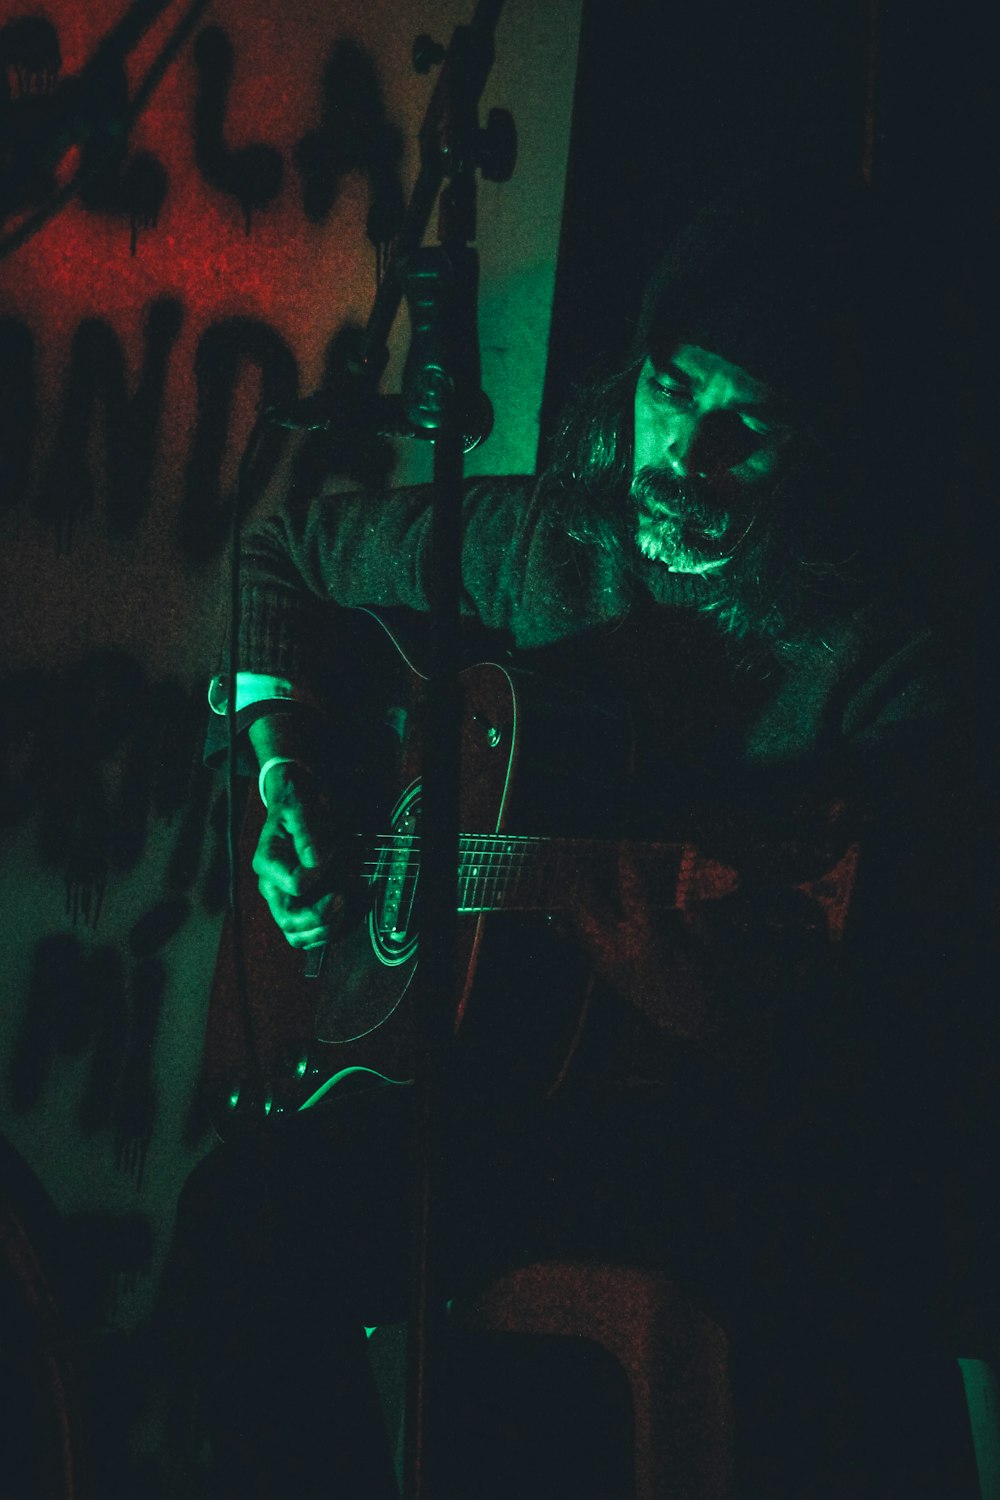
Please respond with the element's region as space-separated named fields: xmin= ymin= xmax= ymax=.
xmin=741 ymin=414 xmax=792 ymax=442
xmin=648 ymin=378 xmax=691 ymax=405
xmin=741 ymin=415 xmax=773 ymax=437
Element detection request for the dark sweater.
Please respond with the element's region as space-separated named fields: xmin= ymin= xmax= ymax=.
xmin=223 ymin=469 xmax=982 ymax=1031
xmin=217 ymin=472 xmax=995 ymax=1316
xmin=230 ymin=474 xmax=961 ymax=822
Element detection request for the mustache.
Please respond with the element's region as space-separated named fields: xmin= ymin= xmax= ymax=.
xmin=630 ymin=466 xmax=731 ymax=539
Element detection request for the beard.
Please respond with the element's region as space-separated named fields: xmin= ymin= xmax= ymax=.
xmin=630 ymin=465 xmax=741 ymax=574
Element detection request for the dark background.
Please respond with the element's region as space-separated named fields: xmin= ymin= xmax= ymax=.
xmin=1 ymin=1 xmax=997 ymax=1494
xmin=544 ymin=0 xmax=995 ymax=536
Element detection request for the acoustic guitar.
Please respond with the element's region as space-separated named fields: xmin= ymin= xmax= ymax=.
xmin=203 ymin=609 xmax=858 ymax=1134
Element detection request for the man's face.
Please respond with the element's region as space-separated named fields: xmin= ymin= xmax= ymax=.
xmin=631 ymin=344 xmax=792 ymax=574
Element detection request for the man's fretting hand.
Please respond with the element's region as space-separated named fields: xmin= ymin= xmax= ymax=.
xmin=571 ymin=844 xmax=718 ymax=1042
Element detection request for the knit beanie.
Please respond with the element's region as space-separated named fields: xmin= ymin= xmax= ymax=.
xmin=635 ymin=183 xmax=871 ymax=409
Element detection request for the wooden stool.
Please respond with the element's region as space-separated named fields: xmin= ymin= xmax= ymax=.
xmin=448 ymin=1261 xmax=733 ymax=1500
xmin=372 ymin=1268 xmax=1000 ymax=1497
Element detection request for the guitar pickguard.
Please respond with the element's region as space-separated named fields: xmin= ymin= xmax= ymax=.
xmin=370 ymin=782 xmax=421 ymax=968
xmin=313 ymin=648 xmax=519 ymax=1045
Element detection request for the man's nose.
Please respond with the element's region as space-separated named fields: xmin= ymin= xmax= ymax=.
xmin=669 ymin=411 xmax=756 ymax=479
xmin=665 ymin=413 xmax=706 ymax=479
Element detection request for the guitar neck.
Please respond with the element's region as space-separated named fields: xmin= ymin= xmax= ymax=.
xmin=360 ymin=832 xmax=695 ymax=915
xmin=459 ymin=834 xmax=693 ymax=912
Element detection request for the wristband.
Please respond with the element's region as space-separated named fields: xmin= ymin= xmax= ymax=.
xmin=257 ymin=755 xmax=309 ymax=808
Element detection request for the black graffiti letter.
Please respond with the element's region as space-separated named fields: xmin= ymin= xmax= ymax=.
xmin=9 ymin=934 xmax=87 ymax=1114
xmin=35 ymin=298 xmax=183 ymax=548
xmin=0 ymin=316 xmax=35 ymax=512
xmin=193 ymin=26 xmax=283 ymax=232
xmin=294 ymin=37 xmax=404 ymax=255
xmin=178 ymin=317 xmax=298 ymax=562
xmin=77 ymin=53 xmax=168 ymax=254
xmin=0 ymin=16 xmax=63 ymax=225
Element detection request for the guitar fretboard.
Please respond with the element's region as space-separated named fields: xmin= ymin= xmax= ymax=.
xmin=362 ymin=833 xmax=702 ymax=913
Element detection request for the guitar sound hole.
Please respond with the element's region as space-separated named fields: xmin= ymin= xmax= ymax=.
xmin=369 ymin=785 xmax=420 ymax=966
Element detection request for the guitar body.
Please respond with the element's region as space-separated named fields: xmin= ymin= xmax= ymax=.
xmin=312 ymin=651 xmax=517 ymax=1048
xmin=203 ymin=607 xmax=860 ymax=1137
xmin=204 ymin=610 xmax=625 ymax=1132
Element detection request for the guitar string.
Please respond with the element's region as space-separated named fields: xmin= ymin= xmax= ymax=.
xmin=362 ymin=835 xmax=689 ymax=917
xmin=361 ymin=837 xmax=685 ymax=858
xmin=362 ymin=847 xmax=687 ymax=915
xmin=372 ymin=837 xmax=544 ymax=910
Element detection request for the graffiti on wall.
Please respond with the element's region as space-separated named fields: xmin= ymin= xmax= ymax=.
xmin=1 ymin=13 xmax=404 ymax=246
xmin=2 ymin=9 xmax=407 ymax=552
xmin=1 ymin=2 xmax=418 ymax=1236
xmin=0 ymin=648 xmax=233 ymax=1172
xmin=0 ymin=302 xmax=397 ymax=554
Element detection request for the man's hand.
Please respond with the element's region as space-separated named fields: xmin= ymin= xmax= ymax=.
xmin=571 ymin=845 xmax=718 ymax=1041
xmin=252 ymin=760 xmax=344 ymax=951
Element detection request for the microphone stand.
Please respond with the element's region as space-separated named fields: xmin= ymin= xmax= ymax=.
xmin=282 ymin=5 xmax=511 ymax=1495
xmin=261 ymin=6 xmax=512 ymax=1490
xmin=394 ymin=12 xmax=509 ymax=1496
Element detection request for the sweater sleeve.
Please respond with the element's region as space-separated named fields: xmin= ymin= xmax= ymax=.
xmin=234 ymin=475 xmax=630 ymax=687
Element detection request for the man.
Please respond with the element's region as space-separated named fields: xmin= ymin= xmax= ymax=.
xmin=178 ymin=190 xmax=989 ymax=1497
xmin=247 ymin=338 xmax=804 ymax=956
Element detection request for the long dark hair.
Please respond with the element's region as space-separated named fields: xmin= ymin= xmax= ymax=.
xmin=538 ymin=177 xmax=952 ymax=654
xmin=537 ymin=356 xmax=869 ymax=654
